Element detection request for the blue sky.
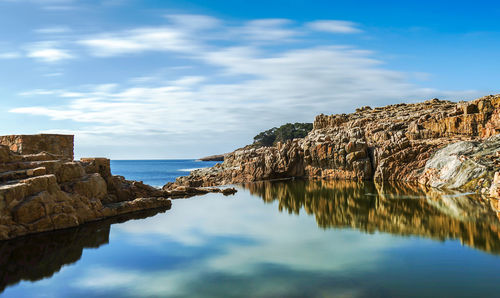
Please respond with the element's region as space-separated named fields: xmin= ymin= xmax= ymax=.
xmin=0 ymin=0 xmax=499 ymax=158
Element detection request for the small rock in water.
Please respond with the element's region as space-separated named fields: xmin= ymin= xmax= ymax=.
xmin=222 ymin=188 xmax=237 ymax=195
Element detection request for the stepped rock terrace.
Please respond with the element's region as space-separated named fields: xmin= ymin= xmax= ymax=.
xmin=0 ymin=134 xmax=235 ymax=240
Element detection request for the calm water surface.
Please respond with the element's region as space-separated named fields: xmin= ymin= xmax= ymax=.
xmin=0 ymin=160 xmax=499 ymax=297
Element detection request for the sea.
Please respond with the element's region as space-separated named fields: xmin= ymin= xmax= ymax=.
xmin=109 ymin=159 xmax=219 ymax=187
xmin=0 ymin=159 xmax=499 ymax=297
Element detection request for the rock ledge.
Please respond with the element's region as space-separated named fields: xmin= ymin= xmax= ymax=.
xmin=0 ymin=136 xmax=234 ymax=240
xmin=172 ymin=94 xmax=500 ymax=200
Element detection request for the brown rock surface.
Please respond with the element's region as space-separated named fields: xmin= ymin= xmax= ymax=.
xmin=162 ymin=184 xmax=237 ymax=198
xmin=490 ymin=172 xmax=500 ymax=199
xmin=0 ymin=135 xmax=231 ymax=241
xmin=171 ymin=94 xmax=500 ymax=197
xmin=0 ymin=134 xmax=74 ymax=160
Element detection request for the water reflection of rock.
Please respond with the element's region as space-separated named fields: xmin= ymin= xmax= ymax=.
xmin=244 ymin=179 xmax=500 ymax=254
xmin=0 ymin=207 xmax=169 ymax=294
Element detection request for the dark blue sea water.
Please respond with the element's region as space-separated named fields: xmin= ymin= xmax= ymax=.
xmin=110 ymin=159 xmax=218 ymax=187
xmin=0 ymin=160 xmax=499 ymax=297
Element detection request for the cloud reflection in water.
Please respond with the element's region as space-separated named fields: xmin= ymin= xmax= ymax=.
xmin=1 ymin=180 xmax=499 ymax=297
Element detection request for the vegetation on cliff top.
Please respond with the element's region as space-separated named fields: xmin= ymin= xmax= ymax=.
xmin=253 ymin=122 xmax=313 ymax=147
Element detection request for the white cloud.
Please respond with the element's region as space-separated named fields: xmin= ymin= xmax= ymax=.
xmin=75 ymin=267 xmax=139 ymax=289
xmin=26 ymin=42 xmax=73 ymax=62
xmin=18 ymin=89 xmax=58 ymax=96
xmin=78 ymin=27 xmax=200 ymax=57
xmin=11 ymin=15 xmax=484 ymax=158
xmin=78 ymin=14 xmax=221 ymax=57
xmin=238 ymin=19 xmax=298 ymax=41
xmin=78 ymin=16 xmax=300 ymax=58
xmin=307 ymin=20 xmax=362 ymax=34
xmin=170 ymin=76 xmax=205 ymax=86
xmin=27 ymin=48 xmax=73 ymax=62
xmin=44 ymin=72 xmax=63 ymax=77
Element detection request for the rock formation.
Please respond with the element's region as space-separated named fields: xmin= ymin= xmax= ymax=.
xmin=0 ymin=134 xmax=74 ymax=160
xmin=171 ymin=94 xmax=500 ymax=197
xmin=419 ymin=134 xmax=500 ymax=195
xmin=198 ymin=154 xmax=226 ymax=161
xmin=0 ymin=134 xmax=236 ymax=241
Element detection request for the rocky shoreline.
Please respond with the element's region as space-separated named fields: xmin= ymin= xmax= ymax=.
xmin=171 ymin=94 xmax=500 ymax=200
xmin=1 ymin=179 xmax=498 ymax=293
xmin=2 ymin=94 xmax=499 ymax=241
xmin=0 ymin=134 xmax=236 ymax=241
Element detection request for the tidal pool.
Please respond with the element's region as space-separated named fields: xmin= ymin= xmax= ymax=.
xmin=1 ymin=179 xmax=499 ymax=297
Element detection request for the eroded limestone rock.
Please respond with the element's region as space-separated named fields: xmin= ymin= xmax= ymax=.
xmin=0 ymin=134 xmax=74 ymax=160
xmin=0 ymin=135 xmax=233 ymax=241
xmin=0 ymin=153 xmax=171 ymax=241
xmin=171 ymin=94 xmax=500 ymax=198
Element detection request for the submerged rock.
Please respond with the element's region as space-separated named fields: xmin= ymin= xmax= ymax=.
xmin=162 ymin=185 xmax=237 ymax=198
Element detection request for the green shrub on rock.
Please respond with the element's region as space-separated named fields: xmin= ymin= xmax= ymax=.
xmin=253 ymin=123 xmax=313 ymax=147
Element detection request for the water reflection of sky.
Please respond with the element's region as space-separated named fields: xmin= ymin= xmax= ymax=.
xmin=2 ymin=189 xmax=500 ymax=298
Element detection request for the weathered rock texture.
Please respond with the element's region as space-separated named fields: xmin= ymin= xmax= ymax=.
xmin=0 ymin=135 xmax=235 ymax=241
xmin=419 ymin=135 xmax=500 ymax=195
xmin=0 ymin=134 xmax=74 ymax=160
xmin=171 ymin=94 xmax=500 ymax=197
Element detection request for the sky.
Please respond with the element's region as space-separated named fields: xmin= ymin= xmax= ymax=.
xmin=0 ymin=0 xmax=499 ymax=159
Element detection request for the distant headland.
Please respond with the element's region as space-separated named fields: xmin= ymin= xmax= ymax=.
xmin=2 ymin=94 xmax=499 ymax=241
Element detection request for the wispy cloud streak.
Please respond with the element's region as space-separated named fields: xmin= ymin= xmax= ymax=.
xmin=10 ymin=14 xmax=483 ymax=157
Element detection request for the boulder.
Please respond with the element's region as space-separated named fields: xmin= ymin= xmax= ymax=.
xmin=420 ymin=135 xmax=500 ymax=193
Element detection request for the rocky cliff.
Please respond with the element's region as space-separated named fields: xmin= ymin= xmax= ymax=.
xmin=0 ymin=134 xmax=74 ymax=160
xmin=0 ymin=135 xmax=236 ymax=241
xmin=172 ymin=94 xmax=500 ymax=198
